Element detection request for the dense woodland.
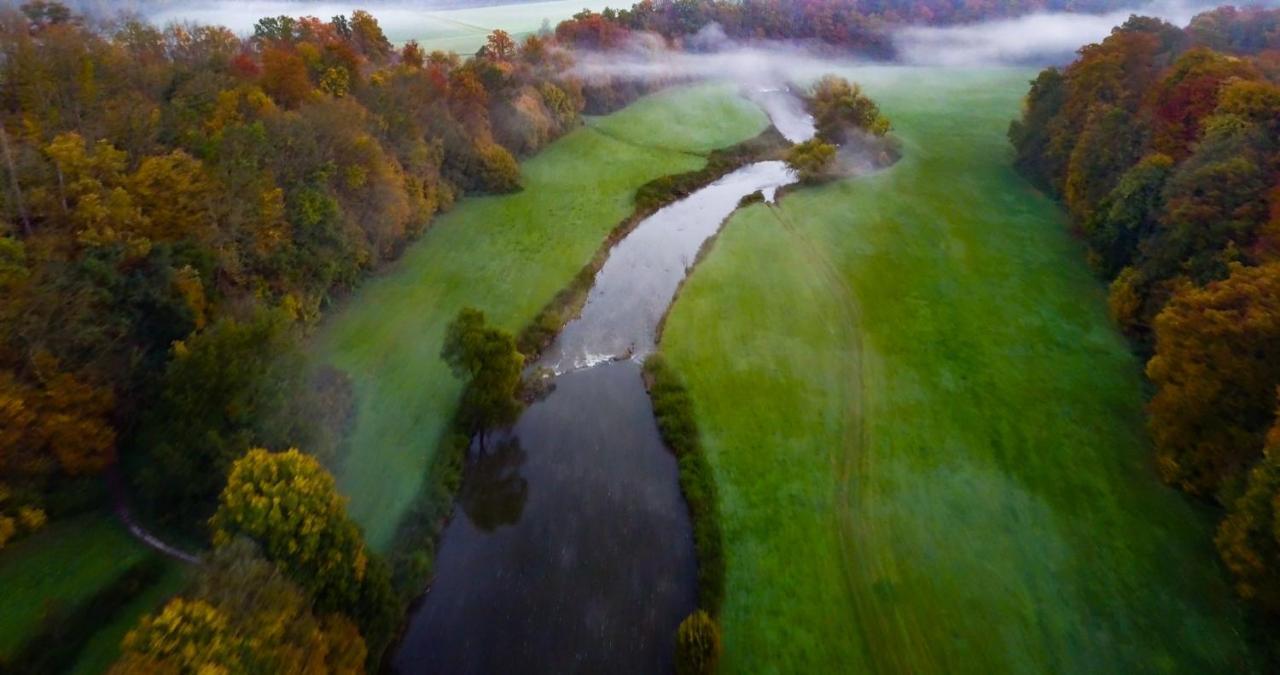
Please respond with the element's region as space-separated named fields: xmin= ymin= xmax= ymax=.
xmin=0 ymin=2 xmax=597 ymax=668
xmin=554 ymin=0 xmax=1141 ymax=56
xmin=1009 ymin=2 xmax=1280 ymax=637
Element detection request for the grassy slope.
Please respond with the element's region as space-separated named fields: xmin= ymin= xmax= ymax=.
xmin=661 ymin=67 xmax=1253 ymax=673
xmin=316 ymin=82 xmax=767 ymax=552
xmin=0 ymin=512 xmax=151 ymax=659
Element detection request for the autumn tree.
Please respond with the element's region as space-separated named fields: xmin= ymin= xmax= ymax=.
xmin=210 ymin=448 xmax=368 ymax=611
xmin=675 ymin=610 xmax=722 ymax=675
xmin=111 ymin=539 xmax=366 ymax=674
xmin=786 ymin=138 xmax=837 ymax=183
xmin=260 ymin=46 xmax=312 ymax=108
xmin=1148 ymin=48 xmax=1260 ymax=159
xmin=1146 ymin=263 xmax=1280 ymax=496
xmin=809 ymin=74 xmax=891 ymax=144
xmin=442 ymin=307 xmax=524 ymax=441
xmin=1216 ymin=409 xmax=1280 ymax=611
xmin=111 ymin=598 xmax=246 ymax=674
xmin=485 ymin=30 xmax=516 ymax=61
xmin=136 ymin=311 xmax=305 ymax=525
xmin=348 ymin=10 xmax=391 ymax=64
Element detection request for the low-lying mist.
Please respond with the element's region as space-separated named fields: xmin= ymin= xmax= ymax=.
xmin=891 ymin=0 xmax=1227 ymax=66
xmin=567 ymin=0 xmax=1267 ymax=85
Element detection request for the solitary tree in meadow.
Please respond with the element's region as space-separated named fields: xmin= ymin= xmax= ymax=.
xmin=442 ymin=307 xmax=525 ymax=445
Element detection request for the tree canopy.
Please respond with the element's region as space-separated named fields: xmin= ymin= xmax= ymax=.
xmin=441 ymin=307 xmax=524 ymax=439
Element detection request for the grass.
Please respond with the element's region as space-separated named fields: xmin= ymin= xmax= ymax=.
xmin=660 ymin=66 xmax=1255 ymax=673
xmin=0 ymin=512 xmax=151 ymax=660
xmin=586 ymin=83 xmax=770 ymax=155
xmin=315 ymin=82 xmax=768 ymax=552
xmin=391 ymin=0 xmax=621 ymax=53
xmin=69 ymin=563 xmax=189 ymax=675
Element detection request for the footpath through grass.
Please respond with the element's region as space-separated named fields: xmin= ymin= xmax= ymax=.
xmin=661 ymin=66 xmax=1254 ymax=673
xmin=316 ymin=82 xmax=767 ymax=552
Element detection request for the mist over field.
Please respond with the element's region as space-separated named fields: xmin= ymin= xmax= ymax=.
xmin=891 ymin=0 xmax=1220 ymax=65
xmin=563 ymin=0 xmax=1269 ymax=84
xmin=47 ymin=0 xmax=1261 ymax=63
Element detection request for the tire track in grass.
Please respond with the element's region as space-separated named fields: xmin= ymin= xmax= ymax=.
xmin=768 ymin=195 xmax=939 ymax=673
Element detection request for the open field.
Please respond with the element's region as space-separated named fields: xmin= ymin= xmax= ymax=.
xmin=145 ymin=0 xmax=620 ymax=54
xmin=660 ymin=67 xmax=1255 ymax=672
xmin=0 ymin=512 xmax=152 ymax=660
xmin=316 ymin=82 xmax=767 ymax=551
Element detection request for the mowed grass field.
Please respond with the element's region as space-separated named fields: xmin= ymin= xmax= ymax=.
xmin=660 ymin=67 xmax=1254 ymax=672
xmin=316 ymin=82 xmax=767 ymax=551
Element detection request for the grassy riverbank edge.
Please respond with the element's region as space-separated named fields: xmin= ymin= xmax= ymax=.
xmin=374 ymin=118 xmax=790 ymax=662
xmin=643 ymin=354 xmax=726 ymax=617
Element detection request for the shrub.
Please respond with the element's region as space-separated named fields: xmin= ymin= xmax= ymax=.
xmin=786 ymin=139 xmax=838 ymax=183
xmin=675 ymin=610 xmax=722 ymax=675
xmin=644 ymin=354 xmax=725 ymax=615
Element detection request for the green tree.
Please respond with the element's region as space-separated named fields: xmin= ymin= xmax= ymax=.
xmin=1085 ymin=154 xmax=1172 ymax=277
xmin=136 ymin=311 xmax=304 ymax=526
xmin=441 ymin=307 xmax=524 ymax=442
xmin=675 ymin=610 xmax=722 ymax=675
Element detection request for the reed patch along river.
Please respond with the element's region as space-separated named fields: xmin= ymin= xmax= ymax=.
xmin=393 ymin=88 xmax=813 ymax=673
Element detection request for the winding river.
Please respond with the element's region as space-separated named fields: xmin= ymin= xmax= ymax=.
xmin=393 ymin=87 xmax=814 ymax=674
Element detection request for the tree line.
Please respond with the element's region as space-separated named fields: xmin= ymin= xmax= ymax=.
xmin=554 ymin=0 xmax=1139 ymax=56
xmin=0 ymin=1 xmax=585 ymax=546
xmin=1009 ymin=3 xmax=1280 ymax=643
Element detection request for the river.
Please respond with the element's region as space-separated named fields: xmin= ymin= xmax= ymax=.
xmin=392 ymin=90 xmax=813 ymax=673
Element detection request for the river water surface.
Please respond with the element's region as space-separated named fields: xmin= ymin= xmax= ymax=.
xmin=393 ymin=90 xmax=813 ymax=674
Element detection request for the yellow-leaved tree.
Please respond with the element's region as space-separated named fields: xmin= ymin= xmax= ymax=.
xmin=111 ymin=539 xmax=366 ymax=674
xmin=210 ymin=448 xmax=368 ymax=611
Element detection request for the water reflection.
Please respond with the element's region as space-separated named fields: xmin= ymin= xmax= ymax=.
xmin=394 ymin=362 xmax=694 ymax=674
xmin=458 ymin=438 xmax=529 ymax=532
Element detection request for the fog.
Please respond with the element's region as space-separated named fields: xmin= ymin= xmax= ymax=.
xmin=891 ymin=0 xmax=1223 ymax=66
xmin=46 ymin=0 xmax=1280 ymax=70
xmin=58 ymin=0 xmax=619 ymax=45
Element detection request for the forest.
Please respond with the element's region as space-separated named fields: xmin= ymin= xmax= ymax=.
xmin=1009 ymin=1 xmax=1280 ymax=642
xmin=3 ymin=0 xmax=1280 ymax=672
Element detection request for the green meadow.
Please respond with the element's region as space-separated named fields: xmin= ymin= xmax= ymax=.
xmin=317 ymin=82 xmax=766 ymax=551
xmin=389 ymin=0 xmax=620 ymax=53
xmin=660 ymin=67 xmax=1254 ymax=672
xmin=0 ymin=512 xmax=162 ymax=661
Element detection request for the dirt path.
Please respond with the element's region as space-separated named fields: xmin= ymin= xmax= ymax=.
xmin=107 ymin=469 xmax=199 ymax=565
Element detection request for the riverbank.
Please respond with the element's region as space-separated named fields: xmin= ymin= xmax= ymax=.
xmin=315 ymin=81 xmax=768 ymax=553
